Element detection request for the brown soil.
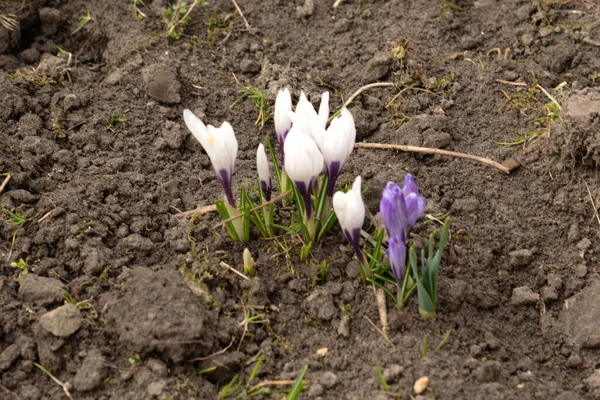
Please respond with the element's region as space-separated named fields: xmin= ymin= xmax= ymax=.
xmin=1 ymin=0 xmax=600 ymax=399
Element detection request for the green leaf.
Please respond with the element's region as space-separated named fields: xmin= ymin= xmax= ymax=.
xmin=409 ymin=246 xmax=435 ymax=319
xmin=215 ymin=200 xmax=238 ymax=241
xmin=286 ymin=365 xmax=308 ymax=400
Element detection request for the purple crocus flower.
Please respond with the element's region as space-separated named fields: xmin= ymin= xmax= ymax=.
xmin=380 ymin=182 xmax=409 ymax=240
xmin=402 ymin=174 xmax=426 ymax=227
xmin=380 ymin=175 xmax=426 ymax=240
xmin=388 ymin=234 xmax=407 ymax=286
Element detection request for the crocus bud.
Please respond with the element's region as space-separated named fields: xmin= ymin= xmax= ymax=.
xmin=388 ymin=235 xmax=406 ymax=287
xmin=183 ymin=109 xmax=238 ymax=207
xmin=402 ymin=174 xmax=426 ymax=227
xmin=380 ymin=182 xmax=409 ymax=241
xmin=291 ymin=91 xmax=329 ymax=142
xmin=313 ymin=108 xmax=356 ymax=197
xmin=243 ymin=248 xmax=255 ymax=277
xmin=380 ymin=176 xmax=426 ymax=240
xmin=333 ymin=176 xmax=365 ymax=264
xmin=284 ymin=127 xmax=324 ymax=220
xmin=257 ymin=143 xmax=271 ymax=201
xmin=275 ymin=88 xmax=293 ymax=153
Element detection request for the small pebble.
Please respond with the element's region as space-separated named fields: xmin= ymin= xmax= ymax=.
xmin=414 ymin=376 xmax=429 ymax=394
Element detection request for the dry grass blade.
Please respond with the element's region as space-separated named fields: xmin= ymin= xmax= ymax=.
xmin=175 ymin=204 xmax=217 ymax=218
xmin=375 ymin=288 xmax=389 ymax=336
xmin=0 ymin=14 xmax=19 ymax=31
xmin=355 ymin=142 xmax=516 ymax=174
xmin=0 ymin=175 xmax=11 ymax=195
xmin=231 ymin=0 xmax=250 ymax=30
xmin=584 ymin=180 xmax=600 ymax=228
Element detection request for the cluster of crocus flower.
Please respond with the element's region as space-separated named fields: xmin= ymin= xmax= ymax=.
xmin=273 ymin=89 xmax=358 ymax=241
xmin=380 ymin=174 xmax=427 ymax=301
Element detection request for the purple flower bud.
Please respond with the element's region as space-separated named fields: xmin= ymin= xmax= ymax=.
xmin=380 ymin=182 xmax=409 ymax=240
xmin=388 ymin=235 xmax=406 ymax=287
xmin=402 ymin=174 xmax=426 ymax=227
xmin=380 ymin=175 xmax=426 ymax=240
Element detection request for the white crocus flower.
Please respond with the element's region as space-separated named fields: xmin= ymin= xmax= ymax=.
xmin=284 ymin=127 xmax=324 ymax=221
xmin=333 ymin=176 xmax=365 ymax=265
xmin=183 ymin=109 xmax=238 ymax=207
xmin=256 ymin=143 xmax=271 ymax=201
xmin=311 ymin=108 xmax=356 ymax=197
xmin=290 ymin=91 xmax=329 ymax=142
xmin=274 ymin=88 xmax=293 ymax=153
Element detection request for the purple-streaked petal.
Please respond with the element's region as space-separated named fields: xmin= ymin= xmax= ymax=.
xmin=380 ymin=182 xmax=408 ymax=240
xmin=402 ymin=174 xmax=419 ymax=198
xmin=218 ymin=168 xmax=235 ymax=207
xmin=326 ymin=160 xmax=341 ymax=198
xmin=261 ymin=179 xmax=271 ymax=202
xmin=345 ymin=227 xmax=364 ymax=264
xmin=295 ymin=180 xmax=313 ymax=220
xmin=388 ymin=235 xmax=406 ymax=286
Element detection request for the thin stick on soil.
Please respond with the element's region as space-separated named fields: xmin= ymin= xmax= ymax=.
xmin=333 ymin=0 xmax=344 ymax=8
xmin=186 ymin=338 xmax=235 ymax=362
xmin=231 ymin=0 xmax=251 ymax=30
xmin=386 ymin=86 xmax=441 ymax=108
xmin=175 ymin=204 xmax=217 ymax=218
xmin=34 ymin=362 xmax=73 ymax=400
xmin=330 ymin=82 xmax=395 ymax=120
xmin=584 ymin=180 xmax=600 ymax=228
xmin=375 ymin=288 xmax=389 ymax=336
xmin=0 ymin=382 xmax=14 ymax=395
xmin=219 ymin=261 xmax=250 ymax=280
xmin=364 ymin=315 xmax=393 ymax=345
xmin=355 ymin=142 xmax=516 ymax=174
xmin=0 ymin=174 xmax=11 ymax=195
xmin=495 ymin=79 xmax=527 ymax=87
xmin=214 ymin=190 xmax=292 ymax=228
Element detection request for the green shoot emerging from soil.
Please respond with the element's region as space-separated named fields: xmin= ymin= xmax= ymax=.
xmin=231 ymin=75 xmax=271 ymax=129
xmin=165 ymin=0 xmax=207 ymax=40
xmin=71 ymin=9 xmax=92 ymax=35
xmin=34 ymin=362 xmax=73 ymax=400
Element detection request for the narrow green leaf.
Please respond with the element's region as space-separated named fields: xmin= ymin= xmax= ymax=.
xmin=287 ymin=365 xmax=308 ymax=400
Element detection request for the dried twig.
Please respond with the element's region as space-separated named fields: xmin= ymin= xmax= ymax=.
xmin=331 ymin=82 xmax=395 ymax=120
xmin=186 ymin=338 xmax=235 ymax=362
xmin=214 ymin=190 xmax=292 ymax=228
xmin=231 ymin=0 xmax=250 ymax=30
xmin=0 ymin=382 xmax=14 ymax=395
xmin=0 ymin=14 xmax=18 ymax=31
xmin=355 ymin=142 xmax=516 ymax=174
xmin=220 ymin=261 xmax=250 ymax=280
xmin=175 ymin=204 xmax=217 ymax=218
xmin=333 ymin=0 xmax=344 ymax=8
xmin=386 ymin=86 xmax=440 ymax=108
xmin=375 ymin=288 xmax=389 ymax=336
xmin=584 ymin=180 xmax=600 ymax=228
xmin=495 ymin=79 xmax=527 ymax=87
xmin=0 ymin=175 xmax=10 ymax=195
xmin=364 ymin=315 xmax=393 ymax=345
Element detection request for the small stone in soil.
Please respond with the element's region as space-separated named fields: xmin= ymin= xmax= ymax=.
xmin=18 ymin=274 xmax=65 ymax=306
xmin=584 ymin=369 xmax=600 ymax=397
xmin=560 ymin=280 xmax=600 ymax=349
xmin=72 ymin=349 xmax=107 ymax=392
xmin=39 ymin=304 xmax=82 ymax=338
xmin=509 ymin=248 xmax=534 ymax=268
xmin=0 ymin=344 xmax=20 ymax=373
xmin=142 ymin=65 xmax=181 ymax=104
xmin=318 ymin=371 xmax=338 ymax=388
xmin=566 ymin=354 xmax=582 ymax=368
xmin=303 ymin=288 xmax=338 ymax=321
xmin=510 ymin=286 xmax=540 ymax=306
xmin=476 ymin=360 xmax=503 ymax=382
xmin=338 ymin=313 xmax=350 ymax=337
xmin=414 ymin=376 xmax=429 ymax=394
xmin=383 ymin=364 xmax=403 ymax=383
